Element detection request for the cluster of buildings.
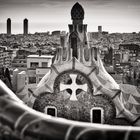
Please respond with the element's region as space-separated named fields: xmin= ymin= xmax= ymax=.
xmin=0 ymin=28 xmax=140 ymax=88
xmin=0 ymin=47 xmax=13 ymax=68
xmin=0 ymin=30 xmax=62 ymax=70
xmin=87 ymin=26 xmax=140 ymax=84
xmin=12 ymin=53 xmax=53 ymax=95
xmin=0 ymin=8 xmax=140 ymax=92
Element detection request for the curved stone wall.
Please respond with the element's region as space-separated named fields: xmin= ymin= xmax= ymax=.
xmin=1 ymin=80 xmax=140 ymax=140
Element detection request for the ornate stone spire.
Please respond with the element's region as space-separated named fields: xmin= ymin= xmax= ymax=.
xmin=71 ymin=2 xmax=84 ymax=25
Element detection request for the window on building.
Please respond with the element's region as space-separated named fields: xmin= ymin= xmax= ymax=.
xmin=45 ymin=106 xmax=57 ymax=117
xmin=90 ymin=107 xmax=103 ymax=124
xmin=28 ymin=77 xmax=36 ymax=84
xmin=30 ymin=62 xmax=39 ymax=68
xmin=42 ymin=62 xmax=48 ymax=67
xmin=39 ymin=77 xmax=42 ymax=82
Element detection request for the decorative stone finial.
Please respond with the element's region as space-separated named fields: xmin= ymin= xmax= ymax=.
xmin=71 ymin=2 xmax=84 ymax=21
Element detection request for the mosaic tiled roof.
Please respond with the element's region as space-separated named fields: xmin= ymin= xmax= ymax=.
xmin=120 ymin=84 xmax=140 ymax=115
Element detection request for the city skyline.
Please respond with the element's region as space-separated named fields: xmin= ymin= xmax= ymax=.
xmin=0 ymin=0 xmax=140 ymax=34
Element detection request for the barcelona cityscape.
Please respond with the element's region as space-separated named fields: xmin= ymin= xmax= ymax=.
xmin=0 ymin=0 xmax=140 ymax=139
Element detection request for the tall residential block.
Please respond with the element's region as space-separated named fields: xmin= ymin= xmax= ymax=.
xmin=7 ymin=18 xmax=11 ymax=35
xmin=23 ymin=18 xmax=28 ymax=35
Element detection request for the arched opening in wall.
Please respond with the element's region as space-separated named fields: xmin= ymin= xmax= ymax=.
xmin=90 ymin=107 xmax=104 ymax=124
xmin=70 ymin=32 xmax=78 ymax=59
xmin=71 ymin=37 xmax=78 ymax=58
xmin=45 ymin=106 xmax=57 ymax=117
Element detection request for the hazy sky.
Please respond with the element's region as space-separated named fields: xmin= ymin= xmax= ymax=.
xmin=0 ymin=0 xmax=140 ymax=33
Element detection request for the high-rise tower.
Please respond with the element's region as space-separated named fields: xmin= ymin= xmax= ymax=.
xmin=23 ymin=18 xmax=28 ymax=35
xmin=7 ymin=18 xmax=11 ymax=35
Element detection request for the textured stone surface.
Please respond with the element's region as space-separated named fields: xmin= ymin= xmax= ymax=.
xmin=33 ymin=91 xmax=116 ymax=124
